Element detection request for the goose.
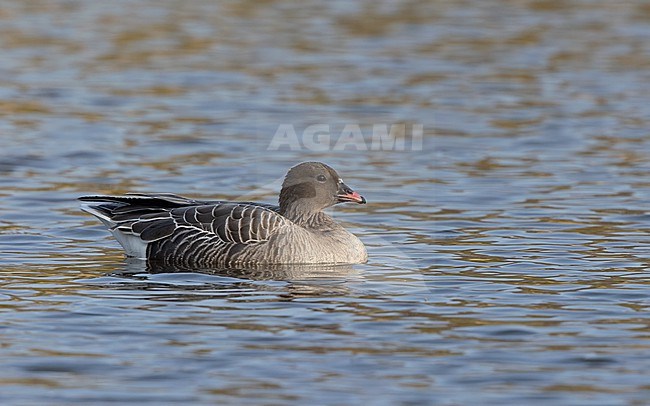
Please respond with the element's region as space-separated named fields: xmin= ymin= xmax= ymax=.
xmin=79 ymin=162 xmax=367 ymax=267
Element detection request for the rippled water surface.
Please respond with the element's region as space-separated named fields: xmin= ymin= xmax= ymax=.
xmin=1 ymin=1 xmax=650 ymax=404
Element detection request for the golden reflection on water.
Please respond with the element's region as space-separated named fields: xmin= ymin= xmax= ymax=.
xmin=0 ymin=0 xmax=649 ymax=404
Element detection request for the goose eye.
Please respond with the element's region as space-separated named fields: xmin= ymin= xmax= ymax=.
xmin=316 ymin=174 xmax=327 ymax=182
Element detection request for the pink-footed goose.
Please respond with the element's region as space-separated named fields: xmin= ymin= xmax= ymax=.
xmin=79 ymin=162 xmax=367 ymax=267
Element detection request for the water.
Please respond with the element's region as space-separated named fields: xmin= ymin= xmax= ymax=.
xmin=1 ymin=1 xmax=650 ymax=404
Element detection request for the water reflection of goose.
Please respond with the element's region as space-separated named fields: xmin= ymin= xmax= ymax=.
xmin=144 ymin=261 xmax=362 ymax=281
xmin=79 ymin=162 xmax=367 ymax=267
xmin=106 ymin=258 xmax=362 ymax=299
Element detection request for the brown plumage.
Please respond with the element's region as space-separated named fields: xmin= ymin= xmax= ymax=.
xmin=79 ymin=162 xmax=367 ymax=267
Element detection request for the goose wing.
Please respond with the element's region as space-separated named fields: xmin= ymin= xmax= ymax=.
xmin=129 ymin=202 xmax=288 ymax=245
xmin=79 ymin=193 xmax=286 ymax=245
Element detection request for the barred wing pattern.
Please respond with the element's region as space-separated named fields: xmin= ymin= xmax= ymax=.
xmin=80 ymin=188 xmax=368 ymax=266
xmin=80 ymin=193 xmax=290 ymax=266
xmin=125 ymin=202 xmax=290 ymax=266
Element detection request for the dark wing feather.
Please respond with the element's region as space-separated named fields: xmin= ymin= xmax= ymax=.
xmin=134 ymin=219 xmax=178 ymax=242
xmin=80 ymin=194 xmax=285 ymax=250
xmin=79 ymin=193 xmax=213 ymax=226
xmin=79 ymin=193 xmax=207 ymax=208
xmin=169 ymin=203 xmax=285 ymax=245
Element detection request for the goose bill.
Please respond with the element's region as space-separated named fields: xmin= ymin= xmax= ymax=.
xmin=337 ymin=190 xmax=366 ymax=204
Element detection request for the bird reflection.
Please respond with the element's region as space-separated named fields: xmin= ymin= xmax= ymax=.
xmin=105 ymin=258 xmax=363 ymax=299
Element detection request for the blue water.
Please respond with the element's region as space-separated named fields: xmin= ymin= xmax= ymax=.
xmin=1 ymin=1 xmax=650 ymax=405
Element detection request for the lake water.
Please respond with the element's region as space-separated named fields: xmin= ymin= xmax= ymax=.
xmin=1 ymin=1 xmax=650 ymax=404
